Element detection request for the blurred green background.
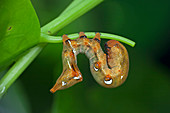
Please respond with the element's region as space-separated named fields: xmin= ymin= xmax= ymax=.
xmin=1 ymin=0 xmax=170 ymax=113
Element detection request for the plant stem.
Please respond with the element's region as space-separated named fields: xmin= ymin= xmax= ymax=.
xmin=0 ymin=44 xmax=44 ymax=98
xmin=41 ymin=0 xmax=103 ymax=35
xmin=40 ymin=32 xmax=136 ymax=47
xmin=59 ymin=0 xmax=84 ymax=16
xmin=0 ymin=0 xmax=104 ymax=98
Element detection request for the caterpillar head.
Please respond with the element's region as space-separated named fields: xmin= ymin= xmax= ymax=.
xmin=50 ymin=65 xmax=83 ymax=92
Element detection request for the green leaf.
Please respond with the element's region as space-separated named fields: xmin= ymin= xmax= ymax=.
xmin=0 ymin=0 xmax=40 ymax=70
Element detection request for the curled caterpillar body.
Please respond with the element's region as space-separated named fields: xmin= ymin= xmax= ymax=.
xmin=50 ymin=32 xmax=129 ymax=93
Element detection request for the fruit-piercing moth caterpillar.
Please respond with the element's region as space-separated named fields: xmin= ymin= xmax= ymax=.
xmin=50 ymin=32 xmax=129 ymax=93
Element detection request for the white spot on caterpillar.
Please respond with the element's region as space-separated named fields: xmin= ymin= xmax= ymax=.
xmin=94 ymin=66 xmax=99 ymax=71
xmin=104 ymin=78 xmax=113 ymax=85
xmin=67 ymin=60 xmax=72 ymax=69
xmin=62 ymin=81 xmax=67 ymax=86
xmin=74 ymin=75 xmax=81 ymax=80
xmin=68 ymin=39 xmax=76 ymax=53
xmin=121 ymin=75 xmax=123 ymax=79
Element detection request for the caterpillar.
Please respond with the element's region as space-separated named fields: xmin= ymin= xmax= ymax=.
xmin=50 ymin=32 xmax=129 ymax=93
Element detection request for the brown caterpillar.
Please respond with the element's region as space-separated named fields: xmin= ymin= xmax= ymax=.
xmin=50 ymin=32 xmax=129 ymax=93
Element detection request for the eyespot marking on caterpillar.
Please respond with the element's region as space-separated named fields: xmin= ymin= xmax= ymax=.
xmin=50 ymin=32 xmax=129 ymax=93
xmin=104 ymin=75 xmax=113 ymax=85
xmin=94 ymin=61 xmax=101 ymax=72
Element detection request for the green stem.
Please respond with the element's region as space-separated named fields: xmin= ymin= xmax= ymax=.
xmin=0 ymin=44 xmax=44 ymax=97
xmin=0 ymin=0 xmax=104 ymax=97
xmin=40 ymin=32 xmax=136 ymax=47
xmin=59 ymin=0 xmax=84 ymax=16
xmin=41 ymin=0 xmax=103 ymax=35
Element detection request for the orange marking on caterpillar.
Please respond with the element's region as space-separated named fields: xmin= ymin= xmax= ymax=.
xmin=93 ymin=32 xmax=101 ymax=43
xmin=93 ymin=47 xmax=97 ymax=52
xmin=105 ymin=75 xmax=112 ymax=81
xmin=84 ymin=42 xmax=88 ymax=45
xmin=94 ymin=61 xmax=101 ymax=70
xmin=62 ymin=35 xmax=70 ymax=43
xmin=70 ymin=51 xmax=74 ymax=57
xmin=106 ymin=40 xmax=120 ymax=48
